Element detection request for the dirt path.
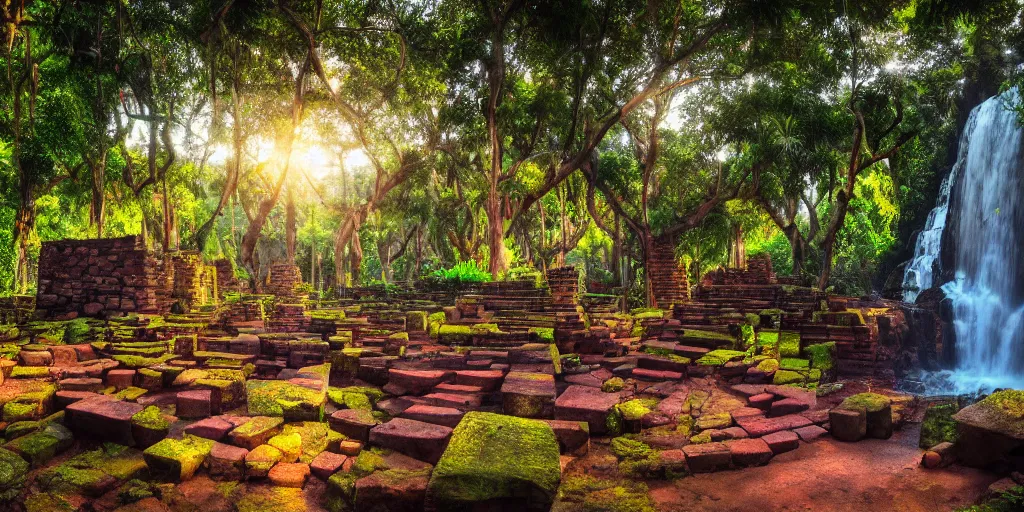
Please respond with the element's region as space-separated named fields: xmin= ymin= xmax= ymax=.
xmin=648 ymin=424 xmax=999 ymax=512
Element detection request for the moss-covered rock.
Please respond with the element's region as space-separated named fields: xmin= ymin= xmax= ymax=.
xmin=244 ymin=444 xmax=283 ymax=478
xmin=142 ymin=435 xmax=214 ymax=481
xmin=229 ymin=416 xmax=284 ymax=450
xmin=4 ymin=424 xmax=72 ymax=467
xmin=246 ymin=379 xmax=326 ymax=421
xmin=130 ymin=406 xmax=170 ymax=448
xmin=757 ymin=358 xmax=780 ymax=374
xmin=426 ymin=411 xmax=560 ymax=511
xmin=406 ymin=311 xmax=428 ymax=332
xmin=920 ymin=402 xmax=960 ymax=449
xmin=268 ymin=432 xmax=302 ymax=463
xmin=0 ymin=447 xmax=28 ymax=502
xmin=602 ymin=377 xmax=625 ymax=393
xmin=778 ymin=331 xmax=801 ymax=358
xmin=36 ymin=443 xmax=147 ymax=497
xmin=609 ymin=437 xmax=652 ymax=460
xmin=696 ymin=349 xmax=746 ymax=366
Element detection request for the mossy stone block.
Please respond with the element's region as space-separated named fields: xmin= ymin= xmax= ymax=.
xmin=143 ymin=435 xmax=214 ymax=481
xmin=427 ymin=411 xmax=560 ymax=511
xmin=267 ymin=433 xmax=302 ymax=463
xmin=0 ymin=447 xmax=28 ymax=502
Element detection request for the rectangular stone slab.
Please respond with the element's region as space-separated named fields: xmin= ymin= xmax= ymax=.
xmin=66 ymin=396 xmax=144 ymax=446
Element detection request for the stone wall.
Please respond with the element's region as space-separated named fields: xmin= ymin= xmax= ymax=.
xmin=35 ymin=236 xmax=172 ymax=318
xmin=265 ymin=263 xmax=303 ymax=298
xmin=171 ymin=252 xmax=217 ymax=307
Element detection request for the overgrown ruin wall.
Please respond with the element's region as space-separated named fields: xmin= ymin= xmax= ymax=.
xmin=35 ymin=236 xmax=171 ymax=319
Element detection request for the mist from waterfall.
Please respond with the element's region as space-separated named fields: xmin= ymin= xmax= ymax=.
xmin=908 ymin=90 xmax=1024 ymax=394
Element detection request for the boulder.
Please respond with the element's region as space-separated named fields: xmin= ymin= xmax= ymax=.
xmin=953 ymin=390 xmax=1024 ymax=468
xmin=426 ymin=412 xmax=560 ymax=511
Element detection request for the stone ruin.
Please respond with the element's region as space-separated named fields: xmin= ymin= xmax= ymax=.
xmin=0 ymin=239 xmax=944 ymax=511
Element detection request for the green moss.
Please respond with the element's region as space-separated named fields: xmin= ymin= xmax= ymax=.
xmin=778 ymin=331 xmax=801 ymax=358
xmin=805 ymin=342 xmax=837 ymax=371
xmin=2 ymin=402 xmax=39 ymax=423
xmin=602 ymin=377 xmax=625 ymax=393
xmin=0 ymin=447 xmax=28 ymax=502
xmin=116 ymin=387 xmax=148 ymax=401
xmin=977 ymin=390 xmax=1024 ymax=419
xmin=840 ymin=392 xmax=892 ymax=413
xmin=246 ymin=379 xmax=326 ymax=421
xmin=24 ymin=493 xmax=74 ymax=512
xmin=920 ymin=403 xmax=960 ymax=449
xmin=142 ymin=435 xmax=214 ymax=481
xmin=689 ymin=431 xmax=712 ymax=444
xmin=605 ymin=409 xmax=624 ymax=436
xmin=131 ymin=406 xmax=169 ymax=431
xmin=9 ymin=366 xmax=49 ymax=379
xmin=772 ymin=369 xmax=805 ymax=385
xmin=695 ymin=349 xmax=746 ymax=366
xmin=427 ymin=411 xmax=560 ymax=508
xmin=529 ymin=327 xmax=555 ymax=343
xmin=631 ymin=309 xmax=666 ymax=320
xmin=245 ymin=444 xmax=282 ymax=476
xmin=610 ymin=437 xmax=652 ymax=460
xmin=554 ymin=475 xmax=656 ymax=512
xmin=268 ymin=432 xmax=303 ymax=463
xmin=616 ymin=400 xmax=652 ymax=421
xmin=117 ymin=479 xmax=155 ymax=505
xmin=112 ymin=353 xmax=175 ymax=369
xmin=779 ymin=358 xmax=810 ymax=370
xmin=757 ymin=358 xmax=780 ymax=373
xmin=281 ymin=422 xmax=331 ymax=463
xmin=236 ymin=485 xmax=307 ymax=512
xmin=695 ymin=412 xmax=731 ymax=430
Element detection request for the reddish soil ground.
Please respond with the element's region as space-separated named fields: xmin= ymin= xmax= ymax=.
xmin=647 ymin=424 xmax=999 ymax=512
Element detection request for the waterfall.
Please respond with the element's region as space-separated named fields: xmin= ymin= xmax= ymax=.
xmin=909 ymin=89 xmax=1024 ymax=393
xmin=900 ymin=107 xmax=978 ymax=303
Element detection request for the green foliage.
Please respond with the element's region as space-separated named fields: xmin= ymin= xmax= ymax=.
xmin=425 ymin=261 xmax=492 ymax=288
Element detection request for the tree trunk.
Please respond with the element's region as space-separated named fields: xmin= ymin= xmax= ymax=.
xmin=728 ymin=224 xmax=746 ymax=269
xmin=817 ymin=189 xmax=852 ymax=290
xmin=285 ymin=186 xmax=297 ymax=262
xmin=350 ymin=229 xmax=363 ymax=285
xmin=89 ymin=154 xmax=107 ymax=238
xmin=161 ymin=178 xmax=172 ymax=252
xmin=12 ymin=180 xmax=35 ymax=294
xmin=640 ymin=233 xmax=655 ymax=308
xmin=485 ymin=189 xmax=509 ymax=277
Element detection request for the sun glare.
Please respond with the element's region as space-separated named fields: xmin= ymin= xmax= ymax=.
xmin=344 ymin=149 xmax=371 ymax=170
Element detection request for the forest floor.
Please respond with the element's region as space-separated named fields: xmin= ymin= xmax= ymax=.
xmin=647 ymin=423 xmax=998 ymax=512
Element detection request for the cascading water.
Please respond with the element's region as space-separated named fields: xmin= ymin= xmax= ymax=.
xmin=900 ymin=113 xmax=973 ymax=303
xmin=904 ymin=89 xmax=1024 ymax=394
